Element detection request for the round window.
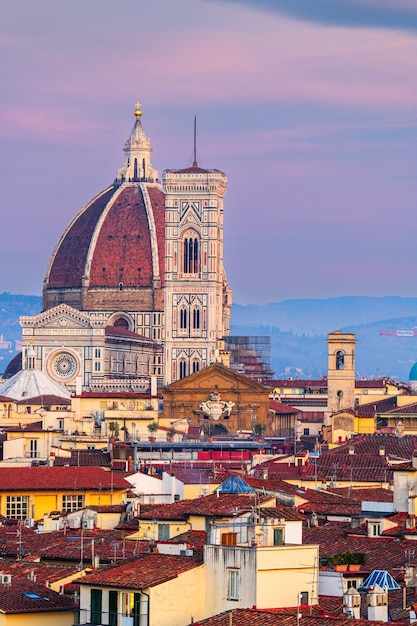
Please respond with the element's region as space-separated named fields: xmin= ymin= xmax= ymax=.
xmin=52 ymin=352 xmax=78 ymax=379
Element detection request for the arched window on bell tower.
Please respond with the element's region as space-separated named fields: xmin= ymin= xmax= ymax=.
xmin=179 ymin=307 xmax=188 ymax=331
xmin=192 ymin=307 xmax=201 ymax=330
xmin=179 ymin=359 xmax=187 ymax=379
xmin=336 ymin=350 xmax=345 ymax=370
xmin=183 ymin=231 xmax=200 ymax=275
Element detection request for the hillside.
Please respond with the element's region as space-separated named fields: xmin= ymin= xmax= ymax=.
xmin=231 ymin=297 xmax=417 ymax=382
xmin=0 ymin=293 xmax=41 ymax=371
xmin=0 ymin=293 xmax=416 ymax=382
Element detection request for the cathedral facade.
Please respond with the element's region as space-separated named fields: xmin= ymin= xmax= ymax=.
xmin=20 ymin=105 xmax=231 ymax=393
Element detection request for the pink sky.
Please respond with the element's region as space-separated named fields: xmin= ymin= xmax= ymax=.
xmin=1 ymin=0 xmax=417 ymax=304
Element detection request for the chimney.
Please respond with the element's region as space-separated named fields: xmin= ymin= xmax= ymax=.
xmin=343 ymin=587 xmax=361 ymax=619
xmin=367 ymin=584 xmax=388 ymax=622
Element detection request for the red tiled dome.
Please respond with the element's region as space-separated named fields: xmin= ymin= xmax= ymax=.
xmin=43 ymin=182 xmax=165 ymax=312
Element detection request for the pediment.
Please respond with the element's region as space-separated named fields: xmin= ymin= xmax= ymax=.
xmin=166 ymin=363 xmax=267 ymax=392
xmin=180 ymin=209 xmax=199 ymax=226
xmin=22 ymin=304 xmax=92 ymax=330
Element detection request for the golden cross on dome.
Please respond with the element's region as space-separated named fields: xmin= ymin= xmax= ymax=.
xmin=134 ymin=102 xmax=142 ymax=118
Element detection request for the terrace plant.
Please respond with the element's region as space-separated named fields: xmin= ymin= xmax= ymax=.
xmin=331 ymin=552 xmax=366 ymax=566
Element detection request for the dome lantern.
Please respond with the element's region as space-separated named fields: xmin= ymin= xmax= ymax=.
xmin=116 ymin=103 xmax=158 ymax=183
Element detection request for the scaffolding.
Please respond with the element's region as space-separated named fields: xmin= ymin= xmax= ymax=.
xmin=224 ymin=335 xmax=274 ymax=382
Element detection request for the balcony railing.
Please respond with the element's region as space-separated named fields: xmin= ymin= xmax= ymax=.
xmin=75 ymin=608 xmax=143 ymax=626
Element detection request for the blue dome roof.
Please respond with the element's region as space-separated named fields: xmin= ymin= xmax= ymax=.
xmin=409 ymin=362 xmax=417 ymax=381
xmin=216 ymin=475 xmax=255 ymax=494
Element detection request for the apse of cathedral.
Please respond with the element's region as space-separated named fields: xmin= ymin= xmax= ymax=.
xmin=20 ymin=104 xmax=232 ymax=393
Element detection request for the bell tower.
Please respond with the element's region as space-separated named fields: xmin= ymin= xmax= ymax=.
xmin=325 ymin=331 xmax=357 ymax=425
xmin=163 ymin=138 xmax=232 ymax=384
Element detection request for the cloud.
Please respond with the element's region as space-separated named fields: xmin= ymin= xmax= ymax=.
xmin=213 ymin=0 xmax=417 ymax=33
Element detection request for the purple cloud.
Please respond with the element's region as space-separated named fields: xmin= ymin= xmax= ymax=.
xmin=214 ymin=0 xmax=417 ymax=32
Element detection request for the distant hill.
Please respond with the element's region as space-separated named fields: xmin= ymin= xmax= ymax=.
xmin=0 ymin=293 xmax=416 ymax=382
xmin=232 ymin=296 xmax=417 ymax=335
xmin=231 ymin=297 xmax=417 ymax=382
xmin=0 ymin=293 xmax=41 ymax=371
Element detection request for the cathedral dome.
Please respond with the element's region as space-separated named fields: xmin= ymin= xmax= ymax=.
xmin=42 ymin=106 xmax=165 ymax=313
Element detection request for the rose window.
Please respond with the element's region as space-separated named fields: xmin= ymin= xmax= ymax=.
xmin=52 ymin=352 xmax=78 ymax=379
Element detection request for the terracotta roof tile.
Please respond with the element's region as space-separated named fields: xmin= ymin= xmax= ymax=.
xmin=303 ymin=521 xmax=417 ymax=578
xmin=138 ymin=493 xmax=272 ymax=521
xmin=188 ymin=608 xmax=397 ymax=625
xmin=105 ymin=326 xmax=152 ymax=341
xmin=53 ymin=450 xmax=111 ymax=467
xmin=15 ymin=395 xmax=71 ymax=406
xmin=5 ymin=421 xmax=43 ymax=432
xmin=254 ymin=434 xmax=417 ymax=484
xmin=269 ymin=400 xmax=301 ymax=413
xmin=328 ymin=487 xmax=394 ymax=503
xmin=0 ymin=573 xmax=76 ymax=613
xmin=0 ymin=466 xmax=129 ymax=491
xmin=0 ymin=526 xmax=146 ymax=563
xmin=79 ymin=553 xmax=202 ymax=589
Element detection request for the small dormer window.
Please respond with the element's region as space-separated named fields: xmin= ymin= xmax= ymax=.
xmin=369 ymin=522 xmax=381 ymax=536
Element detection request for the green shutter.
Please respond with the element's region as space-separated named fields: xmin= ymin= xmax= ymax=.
xmin=273 ymin=528 xmax=284 ymax=545
xmin=158 ymin=524 xmax=170 ymax=540
xmin=109 ymin=590 xmax=118 ymax=626
xmin=91 ymin=589 xmax=102 ymax=625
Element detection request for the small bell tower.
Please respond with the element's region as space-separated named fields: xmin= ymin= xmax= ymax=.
xmin=325 ymin=331 xmax=357 ymax=425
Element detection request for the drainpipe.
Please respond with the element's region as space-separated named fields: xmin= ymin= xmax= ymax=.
xmin=133 ymin=443 xmax=138 ymax=472
xmin=141 ymin=590 xmax=150 ymax=626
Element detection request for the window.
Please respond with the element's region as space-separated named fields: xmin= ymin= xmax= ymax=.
xmin=94 ymin=361 xmax=101 ymax=372
xmin=179 ymin=360 xmax=187 ymax=379
xmin=369 ymin=523 xmax=381 ymax=536
xmin=193 ymin=308 xmax=201 ymax=329
xmin=114 ymin=317 xmax=129 ymax=329
xmin=347 ymin=579 xmax=358 ymax=589
xmin=228 ymin=569 xmax=239 ymax=601
xmin=192 ymin=360 xmax=200 ymax=374
xmin=6 ymin=496 xmax=28 ymax=520
xmin=95 ymin=348 xmax=101 ymax=358
xmin=183 ymin=235 xmax=200 ymax=274
xmin=180 ymin=307 xmax=188 ymax=330
xmin=273 ymin=528 xmax=284 ymax=546
xmin=29 ymin=439 xmax=38 ymax=459
xmin=336 ymin=350 xmax=345 ymax=370
xmin=158 ymin=524 xmax=170 ymax=540
xmin=121 ymin=592 xmax=141 ymax=625
xmin=62 ymin=494 xmax=84 ymax=512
